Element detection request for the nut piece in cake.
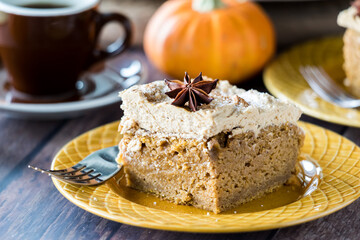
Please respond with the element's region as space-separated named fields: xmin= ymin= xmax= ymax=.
xmin=117 ymin=75 xmax=304 ymax=213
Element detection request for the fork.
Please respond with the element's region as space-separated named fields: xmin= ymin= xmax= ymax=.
xmin=299 ymin=66 xmax=360 ymax=108
xmin=29 ymin=146 xmax=122 ymax=186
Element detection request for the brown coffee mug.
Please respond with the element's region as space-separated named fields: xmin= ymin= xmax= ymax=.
xmin=0 ymin=0 xmax=132 ymax=96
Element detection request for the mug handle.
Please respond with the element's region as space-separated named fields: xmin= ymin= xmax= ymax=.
xmin=92 ymin=12 xmax=132 ymax=63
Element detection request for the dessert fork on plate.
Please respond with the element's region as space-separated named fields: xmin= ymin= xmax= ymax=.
xmin=299 ymin=66 xmax=360 ymax=108
xmin=29 ymin=146 xmax=121 ymax=186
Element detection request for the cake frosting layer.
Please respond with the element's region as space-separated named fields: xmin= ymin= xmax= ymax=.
xmin=338 ymin=7 xmax=360 ymax=32
xmin=119 ymin=80 xmax=302 ymax=140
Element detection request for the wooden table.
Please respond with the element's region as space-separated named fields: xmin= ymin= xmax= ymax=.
xmin=1 ymin=1 xmax=360 ymax=239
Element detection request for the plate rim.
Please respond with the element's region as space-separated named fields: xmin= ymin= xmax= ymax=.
xmin=51 ymin=177 xmax=360 ymax=233
xmin=51 ymin=120 xmax=360 ymax=233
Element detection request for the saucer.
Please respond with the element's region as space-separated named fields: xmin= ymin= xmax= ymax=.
xmin=0 ymin=50 xmax=147 ymax=120
xmin=264 ymin=36 xmax=360 ymax=127
xmin=51 ymin=120 xmax=360 ymax=233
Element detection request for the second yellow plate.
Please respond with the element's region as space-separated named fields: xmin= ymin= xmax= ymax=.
xmin=51 ymin=121 xmax=360 ymax=233
xmin=264 ymin=36 xmax=360 ymax=127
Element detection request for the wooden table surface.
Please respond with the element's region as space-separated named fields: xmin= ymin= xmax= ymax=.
xmin=1 ymin=1 xmax=360 ymax=240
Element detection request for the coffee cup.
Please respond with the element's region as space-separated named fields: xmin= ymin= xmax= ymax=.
xmin=0 ymin=0 xmax=132 ymax=96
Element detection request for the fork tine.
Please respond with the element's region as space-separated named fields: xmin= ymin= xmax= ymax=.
xmin=50 ymin=174 xmax=103 ymax=185
xmin=306 ymin=67 xmax=342 ymax=99
xmin=306 ymin=66 xmax=352 ymax=101
xmin=307 ymin=66 xmax=359 ymax=103
xmin=310 ymin=67 xmax=345 ymax=96
xmin=28 ymin=165 xmax=86 ymax=176
xmin=66 ymin=173 xmax=101 ymax=181
xmin=303 ymin=66 xmax=348 ymax=102
xmin=53 ymin=168 xmax=95 ymax=179
xmin=54 ymin=170 xmax=99 ymax=180
xmin=300 ymin=66 xmax=360 ymax=108
xmin=29 ymin=146 xmax=122 ymax=186
xmin=315 ymin=67 xmax=355 ymax=99
xmin=33 ymin=164 xmax=103 ymax=182
xmin=300 ymin=67 xmax=340 ymax=102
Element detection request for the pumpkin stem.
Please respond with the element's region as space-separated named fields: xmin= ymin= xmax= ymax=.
xmin=192 ymin=0 xmax=225 ymax=12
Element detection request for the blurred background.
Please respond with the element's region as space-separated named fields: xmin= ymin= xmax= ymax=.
xmin=100 ymin=0 xmax=348 ymax=49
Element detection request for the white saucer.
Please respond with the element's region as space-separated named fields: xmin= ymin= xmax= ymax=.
xmin=0 ymin=51 xmax=147 ymax=120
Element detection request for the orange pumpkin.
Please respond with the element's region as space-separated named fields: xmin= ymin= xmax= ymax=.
xmin=144 ymin=0 xmax=275 ymax=84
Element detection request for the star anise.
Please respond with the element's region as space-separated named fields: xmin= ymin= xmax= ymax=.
xmin=165 ymin=72 xmax=218 ymax=112
xmin=352 ymin=0 xmax=360 ymax=16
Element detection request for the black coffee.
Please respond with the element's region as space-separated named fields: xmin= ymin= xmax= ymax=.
xmin=0 ymin=0 xmax=132 ymax=96
xmin=0 ymin=6 xmax=94 ymax=95
xmin=21 ymin=3 xmax=69 ymax=9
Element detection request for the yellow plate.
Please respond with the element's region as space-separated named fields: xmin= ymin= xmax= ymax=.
xmin=264 ymin=36 xmax=360 ymax=127
xmin=51 ymin=121 xmax=360 ymax=233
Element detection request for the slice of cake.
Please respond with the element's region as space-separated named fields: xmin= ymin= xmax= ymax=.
xmin=338 ymin=1 xmax=360 ymax=98
xmin=117 ymin=73 xmax=304 ymax=213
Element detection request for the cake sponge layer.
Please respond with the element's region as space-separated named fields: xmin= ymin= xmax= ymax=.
xmin=118 ymin=123 xmax=304 ymax=213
